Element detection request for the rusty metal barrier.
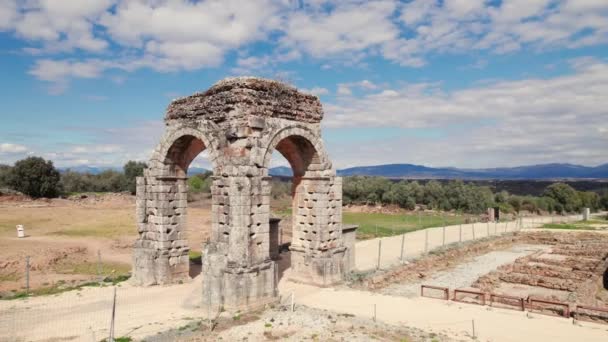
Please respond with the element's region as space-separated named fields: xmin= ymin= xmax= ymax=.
xmin=489 ymin=293 xmax=525 ymax=311
xmin=453 ymin=289 xmax=486 ymax=305
xmin=527 ymin=297 xmax=570 ymax=318
xmin=420 ymin=285 xmax=449 ymax=300
xmin=574 ymin=304 xmax=608 ymax=324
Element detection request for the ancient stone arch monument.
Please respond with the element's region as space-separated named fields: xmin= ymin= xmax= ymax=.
xmin=132 ymin=77 xmax=350 ymax=310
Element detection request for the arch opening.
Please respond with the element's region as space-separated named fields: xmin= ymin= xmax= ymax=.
xmin=267 ymin=134 xmax=335 ymax=283
xmin=141 ymin=134 xmax=214 ymax=283
xmin=165 ymin=135 xmax=208 ymax=178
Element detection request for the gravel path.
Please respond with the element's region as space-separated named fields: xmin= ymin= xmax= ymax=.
xmin=380 ymin=244 xmax=550 ymax=297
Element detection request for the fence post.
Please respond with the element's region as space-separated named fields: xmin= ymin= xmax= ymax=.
xmin=442 ymin=225 xmax=446 ymax=246
xmin=459 ymin=223 xmax=462 ymax=243
xmin=400 ymin=234 xmax=405 ymax=262
xmin=472 ymin=223 xmax=476 ymax=240
xmin=373 ymin=304 xmax=377 ymax=322
xmin=486 ymin=222 xmax=490 ymax=236
xmin=25 ymin=256 xmax=30 ymax=295
xmin=97 ymin=250 xmax=103 ymax=285
xmin=472 ymin=319 xmax=476 ymax=339
xmin=424 ymin=229 xmax=429 ymax=253
xmin=108 ymin=287 xmax=117 ymax=342
xmin=376 ymin=239 xmax=382 ymax=270
xmin=494 ymin=221 xmax=497 ymax=235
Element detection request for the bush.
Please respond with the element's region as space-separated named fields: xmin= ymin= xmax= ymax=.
xmin=7 ymin=157 xmax=61 ymax=198
xmin=123 ymin=161 xmax=147 ymax=194
xmin=543 ymin=183 xmax=582 ymax=213
xmin=0 ymin=164 xmax=11 ymax=188
xmin=59 ymin=170 xmax=127 ymax=193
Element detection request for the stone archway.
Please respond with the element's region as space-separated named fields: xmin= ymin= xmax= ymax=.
xmin=132 ymin=77 xmax=350 ymax=310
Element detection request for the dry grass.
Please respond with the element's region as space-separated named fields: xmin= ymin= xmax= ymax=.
xmin=0 ymin=206 xmax=136 ymax=239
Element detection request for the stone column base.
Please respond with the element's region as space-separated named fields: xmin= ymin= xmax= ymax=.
xmin=132 ymin=246 xmax=189 ymax=286
xmin=289 ymin=246 xmax=346 ymax=286
xmin=201 ymin=253 xmax=278 ymax=313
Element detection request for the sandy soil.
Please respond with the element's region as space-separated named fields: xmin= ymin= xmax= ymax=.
xmin=0 ymin=194 xmax=213 ymax=294
xmin=380 ymin=244 xmax=550 ymax=298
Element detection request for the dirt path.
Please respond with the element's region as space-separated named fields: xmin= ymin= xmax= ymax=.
xmin=280 ymin=282 xmax=608 ymax=342
xmin=2 ymin=213 xmax=605 ymax=342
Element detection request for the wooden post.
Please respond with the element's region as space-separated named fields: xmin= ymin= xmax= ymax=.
xmin=376 ymin=239 xmax=382 ymax=270
xmin=472 ymin=319 xmax=476 ymax=339
xmin=400 ymin=234 xmax=405 ymax=261
xmin=459 ymin=224 xmax=462 ymax=243
xmin=109 ymin=287 xmax=117 ymax=342
xmin=25 ymin=256 xmax=30 ymax=295
xmin=97 ymin=250 xmax=103 ymax=285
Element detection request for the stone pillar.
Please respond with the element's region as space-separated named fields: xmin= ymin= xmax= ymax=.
xmin=201 ymin=175 xmax=277 ymax=312
xmin=487 ymin=207 xmax=495 ymax=222
xmin=582 ymin=207 xmax=590 ymax=221
xmin=289 ymin=176 xmax=346 ymax=286
xmin=341 ymin=224 xmax=358 ymax=272
xmin=132 ymin=176 xmax=190 ymax=285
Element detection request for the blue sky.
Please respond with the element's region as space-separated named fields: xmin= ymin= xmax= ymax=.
xmin=0 ymin=0 xmax=607 ymax=169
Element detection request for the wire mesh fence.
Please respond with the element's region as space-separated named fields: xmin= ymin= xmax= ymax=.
xmin=0 ymin=278 xmax=214 ymax=342
xmin=353 ymin=213 xmax=585 ymax=272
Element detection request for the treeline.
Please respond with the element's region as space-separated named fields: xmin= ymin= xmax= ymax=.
xmin=188 ymin=172 xmax=292 ymax=201
xmin=2 ymin=157 xmax=607 ymax=214
xmin=343 ymin=176 xmax=608 ymax=214
xmin=0 ymin=157 xmax=146 ymax=198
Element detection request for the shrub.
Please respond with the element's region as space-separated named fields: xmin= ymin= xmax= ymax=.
xmin=0 ymin=164 xmax=11 ymax=188
xmin=543 ymin=183 xmax=582 ymax=213
xmin=123 ymin=161 xmax=147 ymax=194
xmin=7 ymin=157 xmax=61 ymax=198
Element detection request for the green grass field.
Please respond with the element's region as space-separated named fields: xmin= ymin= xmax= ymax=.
xmin=343 ymin=212 xmax=470 ymax=239
xmin=541 ymin=219 xmax=608 ymax=231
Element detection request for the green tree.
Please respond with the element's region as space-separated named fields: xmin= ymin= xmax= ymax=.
xmin=7 ymin=157 xmax=61 ymax=198
xmin=543 ymin=183 xmax=582 ymax=213
xmin=188 ymin=175 xmax=204 ymax=193
xmin=60 ymin=170 xmax=94 ymax=193
xmin=124 ymin=161 xmax=147 ymax=194
xmin=578 ymin=191 xmax=600 ymax=211
xmin=422 ymin=180 xmax=445 ymax=209
xmin=0 ymin=164 xmax=11 ymax=188
xmin=600 ymin=189 xmax=608 ymax=210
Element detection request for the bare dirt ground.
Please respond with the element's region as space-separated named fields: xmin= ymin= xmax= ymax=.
xmin=150 ymin=305 xmax=454 ymax=342
xmin=354 ymin=230 xmax=608 ymax=322
xmin=2 ymin=194 xmax=606 ymax=341
xmin=0 ymin=194 xmax=213 ymax=295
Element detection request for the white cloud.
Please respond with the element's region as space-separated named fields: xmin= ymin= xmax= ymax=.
xmin=0 ymin=0 xmax=606 ymax=92
xmin=301 ymin=87 xmax=329 ymax=96
xmin=0 ymin=143 xmax=28 ymax=154
xmin=323 ymin=59 xmax=608 ymax=167
xmin=387 ymin=0 xmax=608 ymax=65
xmin=336 ymin=80 xmax=379 ymax=96
xmin=337 ymin=84 xmax=352 ymax=96
xmin=282 ymin=1 xmax=399 ymax=57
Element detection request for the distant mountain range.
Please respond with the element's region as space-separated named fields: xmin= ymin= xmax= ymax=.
xmin=59 ymin=163 xmax=608 ymax=180
xmin=336 ymin=163 xmax=608 ymax=179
